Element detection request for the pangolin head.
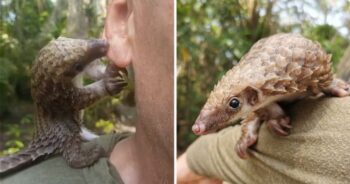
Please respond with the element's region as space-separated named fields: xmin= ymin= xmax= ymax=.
xmin=192 ymin=67 xmax=260 ymax=135
xmin=32 ymin=37 xmax=109 ymax=83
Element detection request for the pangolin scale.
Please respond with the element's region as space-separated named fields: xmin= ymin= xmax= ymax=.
xmin=192 ymin=33 xmax=349 ymax=158
xmin=0 ymin=37 xmax=127 ymax=174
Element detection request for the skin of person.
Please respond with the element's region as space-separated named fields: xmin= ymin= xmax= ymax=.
xmin=177 ymin=153 xmax=221 ymax=184
xmin=103 ymin=0 xmax=174 ymax=183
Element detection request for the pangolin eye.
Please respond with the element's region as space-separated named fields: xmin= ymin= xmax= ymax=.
xmin=229 ymin=98 xmax=240 ymax=109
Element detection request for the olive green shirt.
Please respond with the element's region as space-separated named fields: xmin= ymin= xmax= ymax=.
xmin=0 ymin=132 xmax=131 ymax=184
xmin=187 ymin=97 xmax=350 ymax=184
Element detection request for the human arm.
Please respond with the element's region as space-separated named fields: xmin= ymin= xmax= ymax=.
xmin=178 ymin=97 xmax=350 ymax=184
xmin=177 ymin=153 xmax=222 ymax=184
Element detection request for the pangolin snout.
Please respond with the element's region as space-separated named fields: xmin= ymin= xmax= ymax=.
xmin=192 ymin=123 xmax=206 ymax=135
xmin=192 ymin=109 xmax=212 ymax=135
xmin=87 ymin=39 xmax=109 ymax=60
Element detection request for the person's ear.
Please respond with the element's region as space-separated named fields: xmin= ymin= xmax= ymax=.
xmin=103 ymin=0 xmax=132 ymax=67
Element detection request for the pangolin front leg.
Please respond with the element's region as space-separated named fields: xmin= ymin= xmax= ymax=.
xmin=73 ymin=75 xmax=127 ymax=110
xmin=79 ymin=64 xmax=127 ymax=141
xmin=84 ymin=60 xmax=107 ymax=81
xmin=60 ymin=40 xmax=125 ymax=168
xmin=60 ymin=68 xmax=127 ymax=168
xmin=235 ymin=112 xmax=261 ymax=159
xmin=235 ymin=103 xmax=292 ymax=158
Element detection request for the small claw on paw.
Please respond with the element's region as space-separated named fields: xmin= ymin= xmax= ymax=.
xmin=235 ymin=134 xmax=257 ymax=159
xmin=279 ymin=117 xmax=292 ymax=129
xmin=337 ymin=80 xmax=349 ymax=90
xmin=104 ymin=77 xmax=127 ymax=95
xmin=267 ymin=119 xmax=290 ymax=136
xmin=328 ymin=79 xmax=349 ymax=97
xmin=330 ymin=88 xmax=349 ymax=97
xmin=235 ymin=142 xmax=248 ymax=159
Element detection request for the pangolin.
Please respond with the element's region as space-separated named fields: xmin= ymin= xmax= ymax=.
xmin=192 ymin=33 xmax=349 ymax=159
xmin=0 ymin=37 xmax=127 ymax=174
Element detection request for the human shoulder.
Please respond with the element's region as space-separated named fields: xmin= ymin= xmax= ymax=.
xmin=0 ymin=132 xmax=132 ymax=184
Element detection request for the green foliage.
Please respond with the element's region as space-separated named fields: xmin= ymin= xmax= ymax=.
xmin=0 ymin=0 xmax=55 ymax=114
xmin=0 ymin=114 xmax=33 ymax=156
xmin=95 ymin=119 xmax=115 ymax=134
xmin=303 ymin=24 xmax=348 ymax=67
xmin=0 ymin=0 xmax=56 ymax=154
xmin=177 ymin=0 xmax=349 ymax=151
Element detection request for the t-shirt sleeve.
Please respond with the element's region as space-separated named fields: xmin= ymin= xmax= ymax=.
xmin=0 ymin=132 xmax=132 ymax=184
xmin=186 ymin=98 xmax=350 ymax=184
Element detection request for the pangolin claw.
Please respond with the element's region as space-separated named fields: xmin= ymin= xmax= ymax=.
xmin=235 ymin=133 xmax=258 ymax=159
xmin=267 ymin=117 xmax=291 ymax=136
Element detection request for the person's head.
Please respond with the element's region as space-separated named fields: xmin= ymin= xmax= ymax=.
xmin=104 ymin=0 xmax=174 ymax=156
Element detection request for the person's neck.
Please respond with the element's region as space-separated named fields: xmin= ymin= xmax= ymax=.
xmin=110 ymin=59 xmax=174 ymax=183
xmin=109 ymin=111 xmax=173 ymax=184
xmin=135 ymin=119 xmax=173 ymax=182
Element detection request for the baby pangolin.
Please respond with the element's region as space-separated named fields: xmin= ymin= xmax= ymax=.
xmin=192 ymin=33 xmax=349 ymax=159
xmin=0 ymin=37 xmax=127 ymax=174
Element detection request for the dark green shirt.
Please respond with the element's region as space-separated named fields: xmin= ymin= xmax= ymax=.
xmin=0 ymin=132 xmax=131 ymax=184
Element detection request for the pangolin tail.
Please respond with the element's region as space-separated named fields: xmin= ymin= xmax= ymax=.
xmin=0 ymin=143 xmax=57 ymax=175
xmin=0 ymin=118 xmax=68 ymax=175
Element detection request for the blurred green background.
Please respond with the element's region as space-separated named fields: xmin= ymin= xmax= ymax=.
xmin=177 ymin=0 xmax=350 ymax=153
xmin=0 ymin=0 xmax=136 ymax=156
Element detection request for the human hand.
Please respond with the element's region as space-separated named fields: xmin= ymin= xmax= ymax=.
xmin=176 ymin=153 xmax=222 ymax=184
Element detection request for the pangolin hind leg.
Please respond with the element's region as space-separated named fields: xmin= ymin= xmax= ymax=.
xmin=62 ymin=133 xmax=105 ymax=168
xmin=322 ymin=78 xmax=349 ymax=97
xmin=264 ymin=103 xmax=291 ymax=136
xmin=235 ymin=112 xmax=261 ymax=159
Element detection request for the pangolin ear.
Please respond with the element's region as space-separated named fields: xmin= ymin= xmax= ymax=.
xmin=242 ymin=86 xmax=260 ymax=105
